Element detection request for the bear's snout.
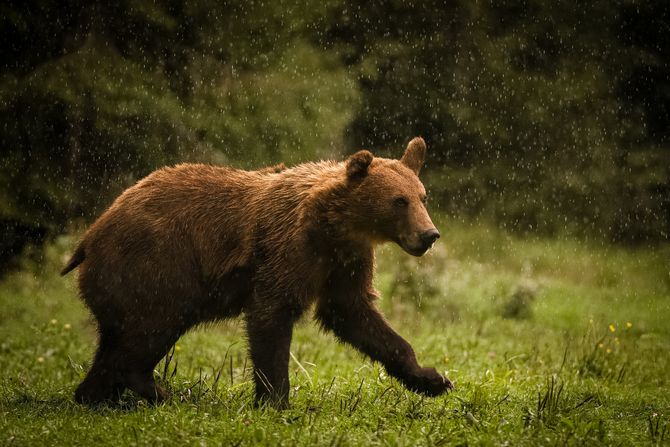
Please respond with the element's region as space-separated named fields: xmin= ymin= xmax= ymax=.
xmin=401 ymin=228 xmax=440 ymax=256
xmin=420 ymin=229 xmax=440 ymax=247
xmin=416 ymin=228 xmax=440 ymax=254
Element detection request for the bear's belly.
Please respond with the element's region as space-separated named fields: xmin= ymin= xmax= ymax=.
xmin=198 ymin=266 xmax=254 ymax=322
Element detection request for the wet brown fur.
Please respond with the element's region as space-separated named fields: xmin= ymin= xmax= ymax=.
xmin=63 ymin=137 xmax=453 ymax=407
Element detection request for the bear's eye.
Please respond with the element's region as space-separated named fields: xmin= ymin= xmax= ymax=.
xmin=394 ymin=197 xmax=409 ymax=207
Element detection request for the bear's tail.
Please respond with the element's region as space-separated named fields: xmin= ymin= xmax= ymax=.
xmin=61 ymin=243 xmax=85 ymax=276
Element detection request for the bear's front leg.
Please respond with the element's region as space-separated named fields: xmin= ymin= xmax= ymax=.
xmin=317 ymin=273 xmax=453 ymax=396
xmin=245 ymin=312 xmax=293 ymax=409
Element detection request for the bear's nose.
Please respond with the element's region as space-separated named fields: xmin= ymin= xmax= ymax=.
xmin=420 ymin=229 xmax=440 ymax=246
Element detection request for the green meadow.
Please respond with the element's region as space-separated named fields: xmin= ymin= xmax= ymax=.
xmin=1 ymin=219 xmax=668 ymax=446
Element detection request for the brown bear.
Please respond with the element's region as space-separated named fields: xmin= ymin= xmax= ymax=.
xmin=61 ymin=137 xmax=453 ymax=407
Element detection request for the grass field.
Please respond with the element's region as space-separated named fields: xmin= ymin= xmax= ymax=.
xmin=1 ymin=219 xmax=669 ymax=446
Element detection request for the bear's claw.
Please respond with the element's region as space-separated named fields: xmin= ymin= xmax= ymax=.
xmin=405 ymin=366 xmax=454 ymax=397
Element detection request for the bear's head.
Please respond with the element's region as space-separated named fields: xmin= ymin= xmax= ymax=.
xmin=344 ymin=137 xmax=440 ymax=257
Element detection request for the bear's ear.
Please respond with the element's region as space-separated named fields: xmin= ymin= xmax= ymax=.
xmin=346 ymin=150 xmax=374 ymax=180
xmin=400 ymin=137 xmax=427 ymax=175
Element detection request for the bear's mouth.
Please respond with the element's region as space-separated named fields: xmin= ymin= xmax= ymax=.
xmin=399 ymin=240 xmax=435 ymax=257
xmin=407 ymin=247 xmax=427 ymax=256
xmin=399 ymin=228 xmax=441 ymax=257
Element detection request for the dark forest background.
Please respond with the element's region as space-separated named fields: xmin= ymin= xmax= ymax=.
xmin=1 ymin=0 xmax=669 ymax=272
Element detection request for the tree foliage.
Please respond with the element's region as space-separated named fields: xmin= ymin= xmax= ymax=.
xmin=1 ymin=0 xmax=668 ymax=270
xmin=316 ymin=0 xmax=669 ymax=241
xmin=0 ymin=0 xmax=357 ymax=268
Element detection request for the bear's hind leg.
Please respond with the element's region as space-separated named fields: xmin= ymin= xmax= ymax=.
xmin=116 ymin=328 xmax=181 ymax=403
xmin=125 ymin=370 xmax=169 ymax=403
xmin=246 ymin=312 xmax=295 ymax=409
xmin=75 ymin=330 xmax=124 ymax=404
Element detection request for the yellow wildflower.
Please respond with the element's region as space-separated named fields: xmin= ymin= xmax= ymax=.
xmin=626 ymin=322 xmax=632 ymax=329
xmin=598 ymin=343 xmax=604 ymax=349
xmin=175 ymin=345 xmax=181 ymax=352
xmin=606 ymin=348 xmax=612 ymax=354
xmin=609 ymin=324 xmax=616 ymax=333
xmin=63 ymin=323 xmax=71 ymax=330
xmin=50 ymin=319 xmax=58 ymax=325
xmin=37 ymin=356 xmax=45 ymax=363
